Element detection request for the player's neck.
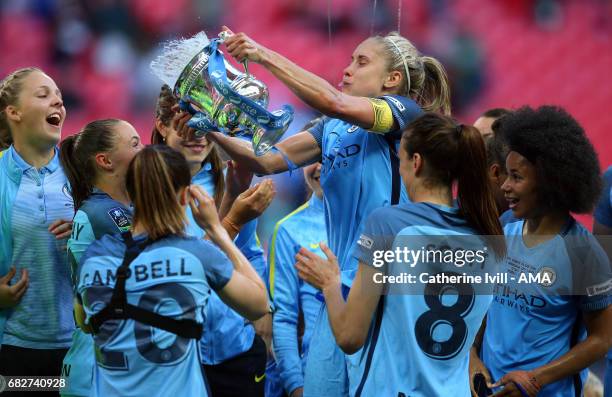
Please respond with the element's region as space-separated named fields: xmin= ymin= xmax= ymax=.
xmin=189 ymin=162 xmax=201 ymax=178
xmin=95 ymin=178 xmax=131 ymax=207
xmin=522 ymin=211 xmax=570 ymax=247
xmin=409 ymin=184 xmax=453 ymax=207
xmin=12 ymin=140 xmax=55 ymax=169
xmin=131 ymin=222 xmax=146 ymax=237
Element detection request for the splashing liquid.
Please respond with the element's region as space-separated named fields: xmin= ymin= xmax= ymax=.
xmin=150 ymin=31 xmax=211 ymax=89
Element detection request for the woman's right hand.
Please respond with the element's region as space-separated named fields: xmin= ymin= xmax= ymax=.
xmin=0 ymin=266 xmax=29 ymax=309
xmin=225 ymin=179 xmax=275 ymax=227
xmin=188 ymin=185 xmax=224 ymax=236
xmin=222 ymin=26 xmax=268 ymax=64
xmin=469 ymin=348 xmax=494 ymax=397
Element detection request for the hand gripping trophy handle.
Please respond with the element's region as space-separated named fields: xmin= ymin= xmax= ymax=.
xmin=174 ymin=31 xmax=293 ymax=156
xmin=217 ymin=31 xmax=251 ymax=77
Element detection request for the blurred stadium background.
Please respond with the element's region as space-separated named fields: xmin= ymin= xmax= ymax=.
xmin=1 ymin=0 xmax=611 ymax=246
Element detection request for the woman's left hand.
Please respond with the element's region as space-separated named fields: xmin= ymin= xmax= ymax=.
xmin=221 ymin=26 xmax=267 ymax=64
xmin=48 ymin=219 xmax=72 ymax=240
xmin=491 ymin=370 xmax=541 ymax=397
xmin=171 ymin=104 xmax=199 ymax=141
xmin=225 ymin=179 xmax=275 ymax=227
xmin=295 ymin=243 xmax=341 ymax=291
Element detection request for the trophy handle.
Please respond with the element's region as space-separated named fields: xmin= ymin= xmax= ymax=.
xmin=208 ymin=36 xmax=294 ymax=156
xmin=218 ymin=30 xmax=250 ymax=76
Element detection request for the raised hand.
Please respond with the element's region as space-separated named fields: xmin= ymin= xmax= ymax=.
xmin=221 ymin=26 xmax=267 ymax=64
xmin=188 ymin=185 xmax=223 ymax=235
xmin=295 ymin=243 xmax=340 ymax=291
xmin=225 ymin=179 xmax=275 ymax=227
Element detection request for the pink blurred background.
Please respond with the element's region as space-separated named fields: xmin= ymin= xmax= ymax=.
xmin=1 ymin=0 xmax=611 ymax=238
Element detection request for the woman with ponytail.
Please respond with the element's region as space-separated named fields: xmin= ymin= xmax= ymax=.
xmin=296 ymin=112 xmax=505 ymax=396
xmin=153 ymin=84 xmax=275 ymax=397
xmin=75 ymin=145 xmax=269 ymax=397
xmin=0 ymin=67 xmax=76 ymax=385
xmin=58 ymin=118 xmax=143 ymax=397
xmin=171 ymin=27 xmax=451 ymax=397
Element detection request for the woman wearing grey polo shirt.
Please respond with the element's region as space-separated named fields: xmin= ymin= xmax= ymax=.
xmin=0 ymin=67 xmax=75 ymax=390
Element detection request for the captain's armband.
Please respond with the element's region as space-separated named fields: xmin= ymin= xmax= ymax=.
xmin=367 ymin=98 xmax=394 ymax=134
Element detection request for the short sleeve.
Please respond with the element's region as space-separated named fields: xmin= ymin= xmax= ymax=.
xmin=192 ymin=239 xmax=234 ymax=291
xmin=76 ymin=235 xmax=124 ymax=296
xmin=306 ymin=117 xmax=326 ymax=149
xmin=379 ymin=95 xmax=423 ymax=138
xmin=79 ymin=200 xmax=132 ymax=239
xmin=567 ymin=234 xmax=612 ymax=312
xmin=594 ymin=167 xmax=612 ymax=227
xmin=68 ymin=210 xmax=96 ymax=281
xmin=353 ymin=207 xmax=398 ymax=268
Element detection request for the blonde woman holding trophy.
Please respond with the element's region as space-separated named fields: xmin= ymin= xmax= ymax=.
xmin=167 ymin=27 xmax=451 ymax=397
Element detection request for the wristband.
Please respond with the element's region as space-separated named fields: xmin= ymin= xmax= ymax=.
xmin=222 ymin=217 xmax=242 ymax=236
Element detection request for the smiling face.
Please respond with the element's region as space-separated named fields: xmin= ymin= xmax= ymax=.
xmin=501 ymin=151 xmax=540 ymax=219
xmin=7 ymin=70 xmax=66 ymax=148
xmin=158 ymin=113 xmax=214 ymax=174
xmin=340 ymin=38 xmax=392 ymax=97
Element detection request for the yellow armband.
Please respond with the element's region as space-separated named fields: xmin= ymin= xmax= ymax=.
xmin=367 ymin=98 xmax=394 ymax=134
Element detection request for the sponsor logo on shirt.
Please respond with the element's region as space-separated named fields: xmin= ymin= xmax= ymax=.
xmin=383 ymin=95 xmax=405 ymax=112
xmin=358 ymin=234 xmax=374 ymax=249
xmin=347 ymin=125 xmax=359 ymax=133
xmin=62 ymin=183 xmax=72 ymax=199
xmin=322 ymin=143 xmax=362 ymax=173
xmin=108 ymin=207 xmax=131 ymax=232
xmin=537 ymin=266 xmax=556 ymax=287
xmin=62 ymin=183 xmax=75 ymax=207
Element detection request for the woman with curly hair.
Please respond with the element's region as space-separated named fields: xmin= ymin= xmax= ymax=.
xmin=469 ymin=106 xmax=612 ymax=397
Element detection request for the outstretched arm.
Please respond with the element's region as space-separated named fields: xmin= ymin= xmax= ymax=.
xmin=222 ymin=27 xmax=393 ymax=131
xmin=172 ymin=107 xmax=322 ymax=175
xmin=189 ymin=185 xmax=268 ymax=320
xmin=206 ymin=130 xmax=321 ymax=175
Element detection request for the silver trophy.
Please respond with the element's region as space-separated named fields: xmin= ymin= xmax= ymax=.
xmin=151 ymin=31 xmax=293 ymax=156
